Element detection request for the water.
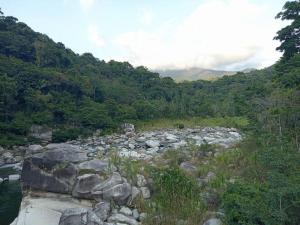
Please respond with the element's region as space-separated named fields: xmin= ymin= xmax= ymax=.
xmin=0 ymin=168 xmax=22 ymax=225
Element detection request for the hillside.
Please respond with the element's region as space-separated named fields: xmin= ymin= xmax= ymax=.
xmin=156 ymin=67 xmax=237 ymax=81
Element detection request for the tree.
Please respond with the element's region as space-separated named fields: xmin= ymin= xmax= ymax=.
xmin=274 ymin=1 xmax=300 ymax=59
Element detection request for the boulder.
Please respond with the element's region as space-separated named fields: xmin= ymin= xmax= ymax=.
xmin=78 ymin=159 xmax=116 ymax=173
xmin=107 ymin=213 xmax=138 ymax=225
xmin=119 ymin=206 xmax=132 ymax=216
xmin=136 ymin=174 xmax=147 ymax=187
xmin=102 ymin=183 xmax=132 ymax=205
xmin=140 ymin=187 xmax=150 ymax=199
xmin=94 ymin=202 xmax=111 ymax=221
xmin=92 ymin=172 xmax=123 ymax=193
xmin=180 ymin=162 xmax=197 ymax=172
xmin=59 ymin=208 xmax=103 ymax=225
xmin=21 ymin=149 xmax=79 ymax=193
xmin=9 ymin=174 xmax=20 ymax=181
xmin=27 ymin=145 xmax=44 ymax=155
xmin=145 ymin=140 xmax=160 ymax=148
xmin=72 ymin=174 xmax=102 ymax=199
xmin=29 ymin=125 xmax=52 ymax=142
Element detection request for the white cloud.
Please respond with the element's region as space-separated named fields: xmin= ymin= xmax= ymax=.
xmin=79 ymin=0 xmax=95 ymax=12
xmin=140 ymin=9 xmax=154 ymax=25
xmin=114 ymin=0 xmax=284 ymax=70
xmin=88 ymin=25 xmax=105 ymax=47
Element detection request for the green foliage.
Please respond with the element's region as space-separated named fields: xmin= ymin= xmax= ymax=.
xmin=52 ymin=128 xmax=83 ymax=143
xmin=274 ymin=0 xmax=300 ymax=59
xmin=145 ymin=167 xmax=205 ymax=225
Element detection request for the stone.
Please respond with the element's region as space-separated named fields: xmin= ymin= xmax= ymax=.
xmin=72 ymin=174 xmax=102 ymax=199
xmin=145 ymin=140 xmax=160 ymax=148
xmin=22 ymin=152 xmax=78 ymax=194
xmin=102 ymin=183 xmax=132 ymax=205
xmin=108 ymin=213 xmax=139 ymax=225
xmin=44 ymin=144 xmax=88 ymax=162
xmin=27 ymin=145 xmax=44 ymax=155
xmin=59 ymin=208 xmax=103 ymax=225
xmin=94 ymin=202 xmax=110 ymax=221
xmin=29 ymin=125 xmax=52 ymax=142
xmin=0 ymin=178 xmax=3 ymax=184
xmin=180 ymin=162 xmax=197 ymax=172
xmin=140 ymin=187 xmax=150 ymax=199
xmin=119 ymin=206 xmax=132 ymax=216
xmin=139 ymin=213 xmax=147 ymax=221
xmin=132 ymin=209 xmax=139 ymax=220
xmin=3 ymin=152 xmax=14 ymax=163
xmin=203 ymin=218 xmax=222 ymax=225
xmin=120 ymin=123 xmax=135 ymax=134
xmin=92 ymin=172 xmax=123 ymax=193
xmin=136 ymin=174 xmax=147 ymax=187
xmin=9 ymin=174 xmax=20 ymax=181
xmin=78 ymin=159 xmax=116 ymax=173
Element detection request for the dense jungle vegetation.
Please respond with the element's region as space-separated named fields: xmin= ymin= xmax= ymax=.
xmin=0 ymin=1 xmax=299 ymax=224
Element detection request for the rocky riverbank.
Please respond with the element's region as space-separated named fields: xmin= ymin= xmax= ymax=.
xmin=8 ymin=125 xmax=242 ymax=225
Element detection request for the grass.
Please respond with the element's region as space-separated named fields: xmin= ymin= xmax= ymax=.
xmin=135 ymin=116 xmax=249 ymax=132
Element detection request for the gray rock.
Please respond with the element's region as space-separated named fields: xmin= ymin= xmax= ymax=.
xmin=94 ymin=202 xmax=110 ymax=221
xmin=0 ymin=178 xmax=3 ymax=184
xmin=43 ymin=144 xmax=88 ymax=162
xmin=21 ymin=152 xmax=78 ymax=193
xmin=78 ymin=159 xmax=116 ymax=173
xmin=145 ymin=140 xmax=160 ymax=148
xmin=8 ymin=174 xmax=20 ymax=181
xmin=119 ymin=206 xmax=132 ymax=216
xmin=136 ymin=174 xmax=147 ymax=187
xmin=203 ymin=218 xmax=222 ymax=225
xmin=132 ymin=209 xmax=139 ymax=220
xmin=92 ymin=172 xmax=123 ymax=193
xmin=59 ymin=208 xmax=103 ymax=225
xmin=102 ymin=183 xmax=132 ymax=205
xmin=29 ymin=125 xmax=52 ymax=142
xmin=139 ymin=213 xmax=147 ymax=221
xmin=27 ymin=145 xmax=43 ymax=155
xmin=120 ymin=123 xmax=135 ymax=134
xmin=72 ymin=174 xmax=102 ymax=199
xmin=108 ymin=213 xmax=138 ymax=225
xmin=180 ymin=162 xmax=197 ymax=172
xmin=140 ymin=187 xmax=150 ymax=199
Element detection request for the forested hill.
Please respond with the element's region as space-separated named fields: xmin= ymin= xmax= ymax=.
xmin=0 ymin=12 xmax=299 ymax=147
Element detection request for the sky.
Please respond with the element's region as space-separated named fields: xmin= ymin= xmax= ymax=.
xmin=0 ymin=0 xmax=288 ymax=71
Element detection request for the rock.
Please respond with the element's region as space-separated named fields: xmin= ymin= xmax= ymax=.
xmin=72 ymin=174 xmax=102 ymax=199
xmin=108 ymin=213 xmax=139 ymax=225
xmin=27 ymin=145 xmax=44 ymax=155
xmin=92 ymin=172 xmax=123 ymax=193
xmin=94 ymin=202 xmax=110 ymax=221
xmin=3 ymin=152 xmax=14 ymax=164
xmin=132 ymin=209 xmax=139 ymax=220
xmin=136 ymin=174 xmax=147 ymax=187
xmin=22 ymin=151 xmax=78 ymax=193
xmin=119 ymin=206 xmax=132 ymax=216
xmin=9 ymin=174 xmax=20 ymax=181
xmin=140 ymin=187 xmax=150 ymax=199
xmin=180 ymin=162 xmax=197 ymax=172
xmin=120 ymin=123 xmax=135 ymax=134
xmin=145 ymin=140 xmax=160 ymax=148
xmin=129 ymin=186 xmax=141 ymax=204
xmin=78 ymin=159 xmax=116 ymax=173
xmin=203 ymin=218 xmax=222 ymax=225
xmin=59 ymin=208 xmax=103 ymax=225
xmin=139 ymin=213 xmax=147 ymax=221
xmin=44 ymin=144 xmax=88 ymax=162
xmin=0 ymin=178 xmax=3 ymax=184
xmin=102 ymin=183 xmax=132 ymax=205
xmin=29 ymin=125 xmax=52 ymax=142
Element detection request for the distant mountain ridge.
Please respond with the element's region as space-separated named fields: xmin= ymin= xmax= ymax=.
xmin=155 ymin=67 xmax=255 ymax=81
